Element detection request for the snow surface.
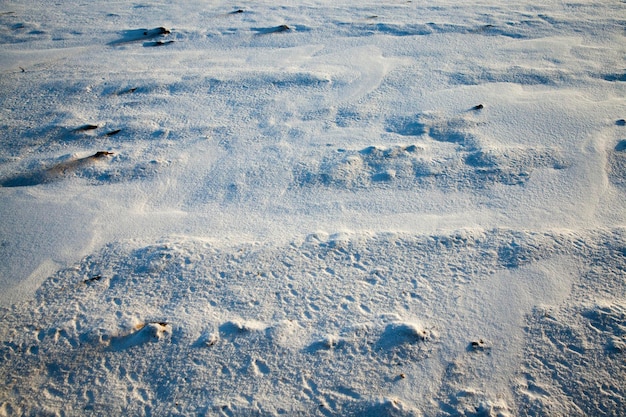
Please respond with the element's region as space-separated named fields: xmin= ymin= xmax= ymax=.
xmin=0 ymin=0 xmax=625 ymax=415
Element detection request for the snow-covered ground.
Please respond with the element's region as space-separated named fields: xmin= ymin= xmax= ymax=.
xmin=0 ymin=0 xmax=625 ymax=415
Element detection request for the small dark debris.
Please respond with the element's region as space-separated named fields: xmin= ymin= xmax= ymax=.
xmin=144 ymin=40 xmax=175 ymax=47
xmin=83 ymin=275 xmax=102 ymax=284
xmin=75 ymin=124 xmax=99 ymax=132
xmin=617 ymin=119 xmax=626 ymax=126
xmin=231 ymin=9 xmax=244 ymax=14
xmin=145 ymin=27 xmax=170 ymax=36
xmin=92 ymin=151 xmax=114 ymax=158
xmin=472 ymin=104 xmax=484 ymax=110
xmin=118 ymin=87 xmax=137 ymax=95
xmin=400 ymin=373 xmax=406 ymax=379
xmin=469 ymin=339 xmax=490 ymax=352
xmin=277 ymin=24 xmax=291 ymax=32
xmin=109 ymin=27 xmax=171 ymax=46
xmin=105 ymin=129 xmax=122 ymax=136
xmin=19 ymin=66 xmax=25 ymax=73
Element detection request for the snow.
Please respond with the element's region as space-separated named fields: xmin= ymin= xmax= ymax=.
xmin=0 ymin=0 xmax=625 ymax=415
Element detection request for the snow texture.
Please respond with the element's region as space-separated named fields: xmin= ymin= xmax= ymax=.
xmin=0 ymin=0 xmax=625 ymax=416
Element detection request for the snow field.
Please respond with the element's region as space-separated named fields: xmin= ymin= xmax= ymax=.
xmin=0 ymin=0 xmax=625 ymax=415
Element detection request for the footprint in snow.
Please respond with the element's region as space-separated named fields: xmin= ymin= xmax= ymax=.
xmin=607 ymin=140 xmax=626 ymax=189
xmin=218 ymin=320 xmax=267 ymax=338
xmin=108 ymin=322 xmax=170 ymax=351
xmin=385 ymin=112 xmax=478 ymax=146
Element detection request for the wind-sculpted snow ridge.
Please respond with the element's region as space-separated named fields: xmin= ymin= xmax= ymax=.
xmin=295 ymin=110 xmax=569 ymax=191
xmin=295 ymin=142 xmax=568 ymax=191
xmin=0 ymin=151 xmax=167 ymax=188
xmin=1 ymin=228 xmax=624 ymax=416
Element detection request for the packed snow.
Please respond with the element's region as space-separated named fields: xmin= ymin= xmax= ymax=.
xmin=0 ymin=0 xmax=625 ymax=415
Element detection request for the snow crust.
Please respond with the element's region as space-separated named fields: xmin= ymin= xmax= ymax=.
xmin=0 ymin=0 xmax=625 ymax=415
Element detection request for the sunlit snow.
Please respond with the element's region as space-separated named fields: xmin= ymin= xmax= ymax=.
xmin=0 ymin=1 xmax=625 ymax=415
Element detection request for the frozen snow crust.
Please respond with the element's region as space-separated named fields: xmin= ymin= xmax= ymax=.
xmin=1 ymin=229 xmax=625 ymax=416
xmin=0 ymin=0 xmax=625 ymax=415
